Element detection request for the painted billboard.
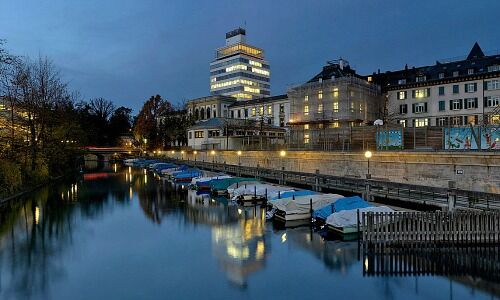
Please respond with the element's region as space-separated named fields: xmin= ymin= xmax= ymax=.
xmin=376 ymin=129 xmax=403 ymax=150
xmin=444 ymin=126 xmax=499 ymax=150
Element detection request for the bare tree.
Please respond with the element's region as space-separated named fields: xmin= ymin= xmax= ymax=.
xmin=89 ymin=97 xmax=115 ymax=121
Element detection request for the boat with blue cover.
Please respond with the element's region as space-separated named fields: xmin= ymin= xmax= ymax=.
xmin=313 ymin=196 xmax=372 ymax=224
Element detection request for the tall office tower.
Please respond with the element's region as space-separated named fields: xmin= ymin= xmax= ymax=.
xmin=210 ymin=28 xmax=271 ymax=100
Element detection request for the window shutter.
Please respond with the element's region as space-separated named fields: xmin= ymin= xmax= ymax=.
xmin=412 ymin=90 xmax=415 ymax=98
xmin=464 ymin=84 xmax=468 ymax=93
xmin=474 ymin=98 xmax=478 ymax=108
xmin=424 ymin=102 xmax=428 ymax=112
xmin=459 ymin=99 xmax=463 ymax=109
xmin=412 ymin=103 xmax=416 ymax=113
xmin=484 ymin=81 xmax=488 ymax=91
xmin=427 ymin=88 xmax=430 ymax=96
xmin=484 ymin=97 xmax=488 ymax=107
xmin=473 ymin=83 xmax=477 ymax=92
xmin=449 ymin=100 xmax=453 ymax=110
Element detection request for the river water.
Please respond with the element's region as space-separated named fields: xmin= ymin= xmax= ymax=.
xmin=0 ymin=165 xmax=498 ymax=300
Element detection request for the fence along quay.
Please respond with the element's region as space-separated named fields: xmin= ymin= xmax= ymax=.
xmin=166 ymin=157 xmax=500 ymax=211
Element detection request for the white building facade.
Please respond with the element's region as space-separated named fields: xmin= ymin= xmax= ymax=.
xmin=379 ymin=43 xmax=500 ymax=127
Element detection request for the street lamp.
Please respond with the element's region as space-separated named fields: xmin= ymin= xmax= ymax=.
xmin=193 ymin=150 xmax=198 ymax=162
xmin=280 ymin=150 xmax=286 ymax=170
xmin=181 ymin=150 xmax=185 ymax=160
xmin=237 ymin=150 xmax=242 ymax=166
xmin=364 ymin=150 xmax=372 ymax=179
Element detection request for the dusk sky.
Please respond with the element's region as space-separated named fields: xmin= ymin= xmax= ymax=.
xmin=2 ymin=0 xmax=500 ymax=113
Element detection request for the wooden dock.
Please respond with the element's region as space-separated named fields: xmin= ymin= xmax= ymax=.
xmin=167 ymin=158 xmax=500 ymax=211
xmin=361 ymin=211 xmax=500 ymax=245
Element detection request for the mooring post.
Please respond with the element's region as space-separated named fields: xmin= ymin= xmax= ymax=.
xmin=447 ymin=181 xmax=457 ymax=212
xmin=364 ymin=178 xmax=373 ymax=202
xmin=280 ymin=166 xmax=285 ymax=185
xmin=314 ymin=169 xmax=321 ymax=192
xmin=309 ymin=198 xmax=313 ymax=221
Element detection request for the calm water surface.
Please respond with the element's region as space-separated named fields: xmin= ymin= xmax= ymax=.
xmin=0 ymin=165 xmax=498 ymax=300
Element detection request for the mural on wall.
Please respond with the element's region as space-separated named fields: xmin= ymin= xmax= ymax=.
xmin=444 ymin=126 xmax=499 ymax=150
xmin=482 ymin=126 xmax=500 ymax=150
xmin=376 ymin=129 xmax=403 ymax=150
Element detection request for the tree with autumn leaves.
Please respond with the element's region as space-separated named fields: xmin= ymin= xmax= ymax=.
xmin=133 ymin=95 xmax=194 ymax=151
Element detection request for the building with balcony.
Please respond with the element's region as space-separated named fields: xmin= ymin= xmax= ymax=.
xmin=287 ymin=59 xmax=383 ymax=149
xmin=373 ymin=42 xmax=500 ymax=127
xmin=210 ymin=28 xmax=271 ymax=100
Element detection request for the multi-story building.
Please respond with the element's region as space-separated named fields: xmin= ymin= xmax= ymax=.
xmin=209 ymin=28 xmax=271 ymax=100
xmin=374 ymin=43 xmax=500 ymax=127
xmin=186 ymin=95 xmax=237 ymax=121
xmin=287 ymin=59 xmax=383 ymax=148
xmin=228 ymin=94 xmax=290 ymax=128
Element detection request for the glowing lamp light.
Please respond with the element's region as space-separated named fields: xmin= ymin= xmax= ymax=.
xmin=237 ymin=150 xmax=242 ymax=156
xmin=280 ymin=150 xmax=286 ymax=157
xmin=171 ymin=150 xmax=175 ymax=154
xmin=193 ymin=151 xmax=198 ymax=155
xmin=364 ymin=151 xmax=372 ymax=159
xmin=211 ymin=150 xmax=216 ymax=155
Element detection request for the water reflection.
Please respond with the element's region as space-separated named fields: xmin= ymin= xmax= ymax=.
xmin=0 ymin=167 xmax=498 ymax=300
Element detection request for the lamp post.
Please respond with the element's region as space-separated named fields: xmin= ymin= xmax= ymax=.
xmin=211 ymin=150 xmax=216 ymax=171
xmin=193 ymin=150 xmax=197 ymax=162
xmin=364 ymin=150 xmax=372 ymax=179
xmin=237 ymin=150 xmax=242 ymax=166
xmin=171 ymin=150 xmax=175 ymax=161
xmin=280 ymin=150 xmax=286 ymax=170
xmin=237 ymin=150 xmax=242 ymax=176
xmin=181 ymin=150 xmax=185 ymax=161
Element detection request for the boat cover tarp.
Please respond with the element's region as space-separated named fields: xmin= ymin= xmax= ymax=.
xmin=313 ymin=196 xmax=372 ymax=220
xmin=230 ymin=183 xmax=294 ymax=200
xmin=173 ymin=170 xmax=202 ymax=179
xmin=192 ymin=175 xmax=232 ymax=185
xmin=271 ymin=194 xmax=344 ymax=215
xmin=209 ymin=178 xmax=257 ymax=191
xmin=270 ymin=190 xmax=317 ymax=201
xmin=325 ymin=206 xmax=394 ymax=228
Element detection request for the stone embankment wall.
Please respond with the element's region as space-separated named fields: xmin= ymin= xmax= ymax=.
xmin=174 ymin=151 xmax=499 ymax=193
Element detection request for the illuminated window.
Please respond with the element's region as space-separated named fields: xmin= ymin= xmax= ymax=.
xmin=304 ymin=124 xmax=309 ymax=130
xmin=251 ymin=107 xmax=256 ymax=116
xmin=304 ymin=134 xmax=310 ymax=144
xmin=333 ymin=88 xmax=339 ymax=98
xmin=249 ymin=60 xmax=262 ymax=67
xmin=413 ymin=118 xmax=428 ymax=127
xmin=359 ymin=103 xmax=363 ymax=112
xmin=318 ymin=90 xmax=323 ymax=99
xmin=490 ymin=115 xmax=500 ymax=124
xmin=318 ymin=103 xmax=323 ymax=113
xmin=244 ymin=86 xmax=260 ymax=93
xmin=333 ymin=102 xmax=339 ymax=112
xmin=304 ymin=95 xmax=309 ymax=102
xmin=350 ymin=102 xmax=355 ymax=112
xmin=304 ymin=105 xmax=309 ymax=116
xmin=399 ymin=119 xmax=406 ymax=127
xmin=232 ymin=93 xmax=253 ymax=99
xmin=267 ymin=105 xmax=272 ymax=115
xmin=194 ymin=131 xmax=204 ymax=138
xmin=367 ymin=76 xmax=372 ymax=82
xmin=413 ymin=89 xmax=430 ymax=98
xmin=251 ymin=67 xmax=270 ymax=76
xmin=397 ymin=91 xmax=407 ymax=100
xmin=259 ymin=106 xmax=264 ymax=115
xmin=330 ymin=121 xmax=339 ymax=128
xmin=226 ymin=64 xmax=248 ymax=72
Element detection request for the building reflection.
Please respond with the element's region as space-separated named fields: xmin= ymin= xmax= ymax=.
xmin=211 ymin=206 xmax=269 ymax=288
xmin=284 ymin=228 xmax=359 ymax=274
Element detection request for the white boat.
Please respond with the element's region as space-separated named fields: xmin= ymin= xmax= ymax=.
xmin=326 ymin=206 xmax=394 ymax=236
xmin=226 ymin=181 xmax=262 ymax=197
xmin=230 ymin=183 xmax=294 ymax=204
xmin=271 ymin=194 xmax=344 ymax=223
xmin=190 ymin=175 xmax=232 ymax=185
xmin=123 ymin=158 xmax=139 ymax=166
